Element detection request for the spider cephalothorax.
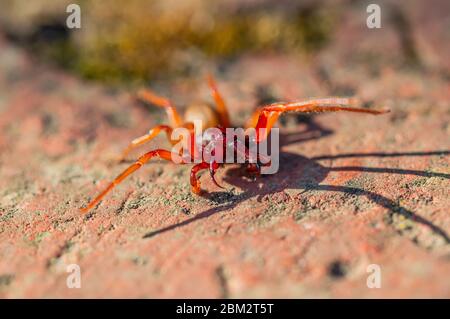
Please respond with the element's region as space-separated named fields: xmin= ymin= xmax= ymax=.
xmin=80 ymin=75 xmax=389 ymax=212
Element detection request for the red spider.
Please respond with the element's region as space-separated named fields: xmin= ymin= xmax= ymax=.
xmin=80 ymin=75 xmax=389 ymax=212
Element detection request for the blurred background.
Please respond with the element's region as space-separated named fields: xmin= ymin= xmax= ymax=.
xmin=0 ymin=0 xmax=338 ymax=84
xmin=1 ymin=0 xmax=448 ymax=85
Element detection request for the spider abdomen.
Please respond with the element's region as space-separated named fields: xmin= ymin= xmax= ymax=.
xmin=184 ymin=102 xmax=221 ymax=131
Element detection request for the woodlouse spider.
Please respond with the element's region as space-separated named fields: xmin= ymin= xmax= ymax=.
xmin=80 ymin=75 xmax=389 ymax=212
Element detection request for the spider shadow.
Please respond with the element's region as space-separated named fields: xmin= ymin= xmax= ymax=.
xmin=140 ymin=88 xmax=449 ymax=241
xmin=144 ymin=150 xmax=450 ymax=243
xmin=279 ymin=117 xmax=333 ymax=147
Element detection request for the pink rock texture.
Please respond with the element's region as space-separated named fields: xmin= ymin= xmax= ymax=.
xmin=0 ymin=1 xmax=449 ymax=298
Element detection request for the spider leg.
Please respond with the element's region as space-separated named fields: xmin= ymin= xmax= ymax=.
xmin=245 ymin=98 xmax=360 ymax=129
xmin=80 ymin=149 xmax=184 ymax=213
xmin=245 ymin=108 xmax=262 ymax=129
xmin=137 ymin=89 xmax=183 ymax=127
xmin=253 ymin=98 xmax=389 ymax=142
xmin=246 ymin=163 xmax=261 ymax=176
xmin=207 ymin=74 xmax=231 ymax=128
xmin=190 ymin=162 xmax=209 ymax=194
xmin=118 ymin=125 xmax=178 ymax=162
xmin=209 ymin=161 xmax=225 ymax=189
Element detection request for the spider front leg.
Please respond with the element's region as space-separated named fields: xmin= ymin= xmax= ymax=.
xmin=245 ymin=108 xmax=262 ymax=129
xmin=118 ymin=125 xmax=178 ymax=162
xmin=81 ymin=149 xmax=184 ymax=213
xmin=137 ymin=89 xmax=183 ymax=127
xmin=207 ymin=74 xmax=231 ymax=128
xmin=252 ymin=99 xmax=389 ymax=142
xmin=190 ymin=162 xmax=209 ymax=194
xmin=245 ymin=98 xmax=360 ymax=129
xmin=209 ymin=161 xmax=224 ymax=189
xmin=190 ymin=161 xmax=224 ymax=195
xmin=246 ymin=163 xmax=261 ymax=176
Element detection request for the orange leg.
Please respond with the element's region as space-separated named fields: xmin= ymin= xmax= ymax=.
xmin=137 ymin=89 xmax=183 ymax=127
xmin=80 ymin=149 xmax=184 ymax=213
xmin=207 ymin=74 xmax=231 ymax=128
xmin=209 ymin=161 xmax=224 ymax=189
xmin=118 ymin=125 xmax=179 ymax=162
xmin=246 ymin=163 xmax=261 ymax=175
xmin=190 ymin=162 xmax=209 ymax=194
xmin=190 ymin=161 xmax=224 ymax=194
xmin=253 ymin=99 xmax=389 ymax=142
xmin=245 ymin=108 xmax=262 ymax=129
xmin=182 ymin=122 xmax=201 ymax=160
xmin=246 ymin=98 xmax=360 ymax=129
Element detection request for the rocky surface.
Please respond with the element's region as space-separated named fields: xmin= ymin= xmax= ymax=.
xmin=0 ymin=0 xmax=449 ymax=298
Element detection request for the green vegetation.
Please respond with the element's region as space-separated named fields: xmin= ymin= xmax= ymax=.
xmin=1 ymin=0 xmax=337 ymax=84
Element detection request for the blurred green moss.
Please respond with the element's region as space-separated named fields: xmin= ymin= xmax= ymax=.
xmin=1 ymin=0 xmax=337 ymax=83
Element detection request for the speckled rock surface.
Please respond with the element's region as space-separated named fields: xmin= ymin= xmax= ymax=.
xmin=0 ymin=1 xmax=449 ymax=298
